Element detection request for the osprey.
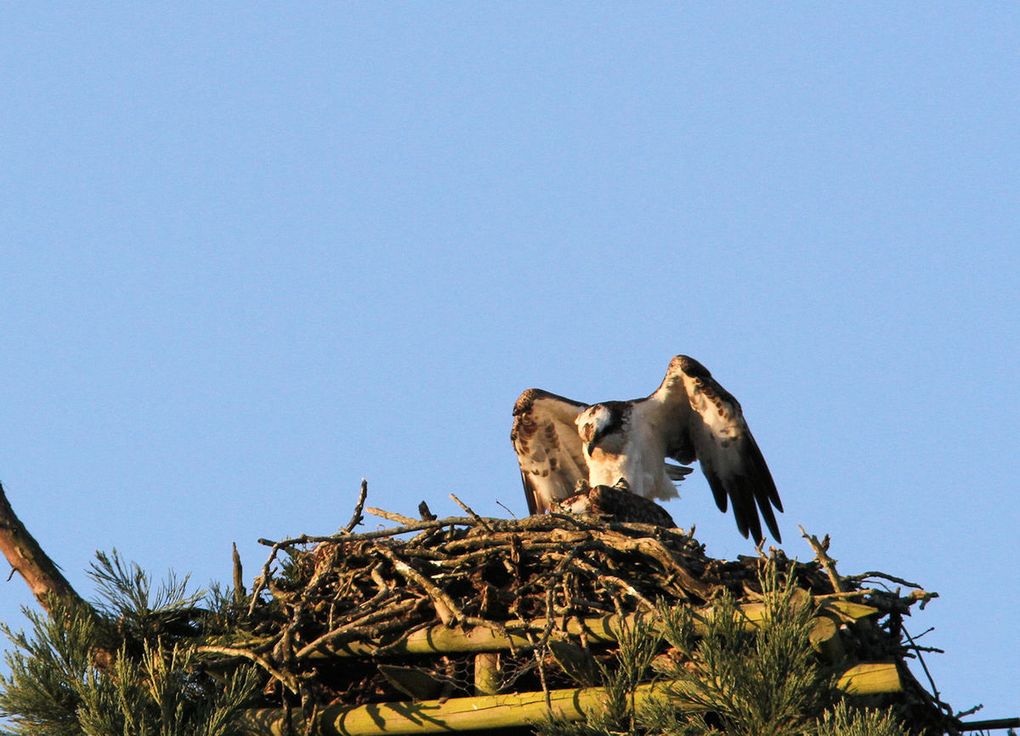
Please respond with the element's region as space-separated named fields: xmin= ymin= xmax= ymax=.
xmin=511 ymin=355 xmax=784 ymax=543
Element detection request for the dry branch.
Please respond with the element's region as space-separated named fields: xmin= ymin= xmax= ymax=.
xmin=799 ymin=525 xmax=843 ymax=593
xmin=0 ymin=482 xmax=115 ymax=668
xmin=342 ymin=479 xmax=369 ymax=533
xmin=0 ymin=482 xmax=84 ymax=610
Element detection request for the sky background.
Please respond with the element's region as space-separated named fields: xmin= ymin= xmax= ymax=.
xmin=1 ymin=4 xmax=1017 ymax=724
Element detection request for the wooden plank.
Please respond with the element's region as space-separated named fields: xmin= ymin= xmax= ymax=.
xmin=241 ymin=662 xmax=900 ymax=735
xmin=837 ymin=662 xmax=901 ymax=695
xmin=311 ymin=598 xmax=877 ymax=659
xmin=473 ymin=652 xmax=501 ymax=695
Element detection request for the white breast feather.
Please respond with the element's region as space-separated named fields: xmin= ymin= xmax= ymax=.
xmin=612 ymin=402 xmax=678 ymax=501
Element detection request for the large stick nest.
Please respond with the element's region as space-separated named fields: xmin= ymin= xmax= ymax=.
xmin=207 ymin=486 xmax=958 ymax=733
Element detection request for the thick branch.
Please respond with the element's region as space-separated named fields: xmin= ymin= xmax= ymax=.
xmin=0 ymin=482 xmax=85 ymax=611
xmin=959 ymin=718 xmax=1020 ymax=732
xmin=0 ymin=483 xmax=115 ymax=668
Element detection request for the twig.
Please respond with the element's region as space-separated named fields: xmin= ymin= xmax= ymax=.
xmin=799 ymin=525 xmax=843 ymax=593
xmin=197 ymin=645 xmax=298 ymax=693
xmin=589 ymin=531 xmax=709 ymax=599
xmin=276 ymin=542 xmax=349 ymax=665
xmin=248 ymin=543 xmax=283 ymax=616
xmin=902 ymin=624 xmax=943 ymax=705
xmin=846 ymin=570 xmax=923 ymax=589
xmin=910 ymin=589 xmax=940 ymax=610
xmin=342 ymin=479 xmax=369 ymax=533
xmin=257 ymin=516 xmax=483 ymax=549
xmin=813 ymin=589 xmax=875 ymax=600
xmin=295 ymin=598 xmax=419 ymax=658
xmin=366 ymin=507 xmax=419 ymax=525
xmin=573 ymin=558 xmax=655 ymax=612
xmin=375 ymin=546 xmax=465 ymax=625
xmin=374 ymin=620 xmax=433 ymax=656
xmin=449 ymin=493 xmax=493 ymax=532
xmin=232 ymin=543 xmax=244 ymax=606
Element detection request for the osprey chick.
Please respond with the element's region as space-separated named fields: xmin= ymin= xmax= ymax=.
xmin=511 ymin=355 xmax=783 ymax=543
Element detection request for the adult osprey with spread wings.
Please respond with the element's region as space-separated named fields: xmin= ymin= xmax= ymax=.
xmin=511 ymin=355 xmax=784 ymax=543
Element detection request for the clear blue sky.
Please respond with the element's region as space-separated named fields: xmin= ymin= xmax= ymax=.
xmin=2 ymin=4 xmax=1017 ymax=723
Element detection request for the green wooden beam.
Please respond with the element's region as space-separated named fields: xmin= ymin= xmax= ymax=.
xmin=308 ymin=598 xmax=876 ymax=658
xmin=241 ymin=662 xmax=899 ymax=736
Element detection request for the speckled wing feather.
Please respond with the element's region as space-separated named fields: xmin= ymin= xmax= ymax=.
xmin=511 ymin=389 xmax=589 ymax=514
xmin=660 ymin=355 xmax=784 ymax=543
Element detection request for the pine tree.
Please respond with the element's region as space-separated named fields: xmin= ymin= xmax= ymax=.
xmin=536 ymin=561 xmax=909 ymax=736
xmin=0 ymin=551 xmax=258 ymax=736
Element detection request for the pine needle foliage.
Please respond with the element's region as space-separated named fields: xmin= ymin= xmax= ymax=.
xmin=661 ymin=562 xmax=827 ymax=735
xmin=0 ymin=551 xmax=258 ymax=736
xmin=0 ymin=600 xmax=98 ymax=736
xmin=537 ymin=560 xmax=910 ymax=736
xmin=815 ymin=700 xmax=907 ymax=736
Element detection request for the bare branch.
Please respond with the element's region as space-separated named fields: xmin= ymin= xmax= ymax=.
xmin=0 ymin=482 xmax=84 ymax=611
xmin=449 ymin=493 xmax=493 ymax=532
xmin=366 ymin=507 xmax=418 ymax=525
xmin=342 ymin=479 xmax=369 ymax=533
xmin=799 ymin=525 xmax=843 ymax=593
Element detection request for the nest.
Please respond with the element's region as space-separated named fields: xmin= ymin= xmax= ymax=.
xmin=213 ymin=486 xmax=960 ymax=734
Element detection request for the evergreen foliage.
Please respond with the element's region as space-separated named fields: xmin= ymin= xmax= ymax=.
xmin=537 ymin=561 xmax=909 ymax=736
xmin=0 ymin=551 xmax=258 ymax=736
xmin=816 ymin=701 xmax=908 ymax=736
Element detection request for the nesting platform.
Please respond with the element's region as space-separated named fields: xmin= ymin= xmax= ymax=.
xmin=207 ymin=493 xmax=956 ymax=735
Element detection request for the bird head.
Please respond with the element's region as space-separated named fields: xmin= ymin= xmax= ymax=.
xmin=576 ymin=403 xmax=627 ymax=457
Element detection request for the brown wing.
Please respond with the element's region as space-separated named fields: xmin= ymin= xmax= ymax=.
xmin=656 ymin=355 xmax=784 ymax=544
xmin=586 ymin=485 xmax=677 ymax=528
xmin=511 ymin=388 xmax=589 ymax=514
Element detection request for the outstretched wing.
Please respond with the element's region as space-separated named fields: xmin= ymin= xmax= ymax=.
xmin=653 ymin=355 xmax=784 ymax=544
xmin=511 ymin=389 xmax=589 ymax=514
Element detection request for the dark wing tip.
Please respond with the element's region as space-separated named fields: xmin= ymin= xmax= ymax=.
xmin=703 ymin=471 xmax=730 ymax=513
xmin=702 ymin=452 xmax=784 ymax=544
xmin=732 ymin=474 xmax=764 ymax=544
xmin=674 ymin=356 xmax=783 ymax=544
xmin=745 ymin=435 xmax=783 ymax=537
xmin=733 ymin=465 xmax=782 ymax=545
xmin=758 ymin=499 xmax=782 ymax=543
